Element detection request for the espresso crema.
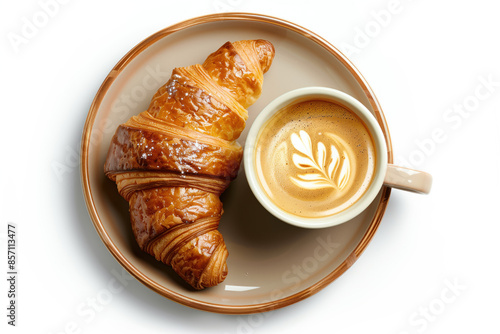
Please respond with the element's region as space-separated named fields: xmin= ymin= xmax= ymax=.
xmin=254 ymin=99 xmax=376 ymax=218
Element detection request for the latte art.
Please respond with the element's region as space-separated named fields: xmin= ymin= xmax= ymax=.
xmin=290 ymin=130 xmax=351 ymax=191
xmin=254 ymin=99 xmax=376 ymax=218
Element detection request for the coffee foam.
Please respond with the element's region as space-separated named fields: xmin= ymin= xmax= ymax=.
xmin=255 ymin=99 xmax=376 ymax=218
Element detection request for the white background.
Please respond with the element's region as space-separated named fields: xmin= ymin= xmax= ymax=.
xmin=1 ymin=0 xmax=499 ymax=333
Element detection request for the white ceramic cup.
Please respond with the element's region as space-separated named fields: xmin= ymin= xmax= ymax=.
xmin=244 ymin=87 xmax=432 ymax=229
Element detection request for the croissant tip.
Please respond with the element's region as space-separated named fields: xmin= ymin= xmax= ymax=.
xmin=254 ymin=39 xmax=275 ymax=74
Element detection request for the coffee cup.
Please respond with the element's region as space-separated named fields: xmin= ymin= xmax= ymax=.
xmin=244 ymin=87 xmax=432 ymax=228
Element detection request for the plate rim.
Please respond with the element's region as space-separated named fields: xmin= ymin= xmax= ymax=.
xmin=80 ymin=12 xmax=393 ymax=314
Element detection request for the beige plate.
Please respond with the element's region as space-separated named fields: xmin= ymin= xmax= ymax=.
xmin=81 ymin=13 xmax=393 ymax=314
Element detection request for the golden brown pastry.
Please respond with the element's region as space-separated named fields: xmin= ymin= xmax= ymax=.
xmin=104 ymin=40 xmax=275 ymax=289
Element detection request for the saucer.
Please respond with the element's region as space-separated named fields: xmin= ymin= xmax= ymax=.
xmin=81 ymin=12 xmax=392 ymax=314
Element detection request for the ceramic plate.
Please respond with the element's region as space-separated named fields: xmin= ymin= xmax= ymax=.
xmin=81 ymin=13 xmax=393 ymax=314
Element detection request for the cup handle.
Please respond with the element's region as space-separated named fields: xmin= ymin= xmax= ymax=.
xmin=383 ymin=165 xmax=433 ymax=194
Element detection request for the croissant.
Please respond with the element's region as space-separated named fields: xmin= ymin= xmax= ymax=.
xmin=104 ymin=40 xmax=275 ymax=289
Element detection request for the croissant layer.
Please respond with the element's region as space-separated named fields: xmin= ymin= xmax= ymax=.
xmin=104 ymin=124 xmax=242 ymax=180
xmin=129 ymin=187 xmax=223 ymax=249
xmin=148 ymin=66 xmax=247 ymax=141
xmin=105 ymin=39 xmax=275 ymax=289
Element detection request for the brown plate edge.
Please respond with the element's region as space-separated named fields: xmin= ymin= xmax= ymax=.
xmin=80 ymin=12 xmax=393 ymax=315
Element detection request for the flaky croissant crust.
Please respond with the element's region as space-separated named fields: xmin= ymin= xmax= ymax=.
xmin=104 ymin=39 xmax=275 ymax=289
